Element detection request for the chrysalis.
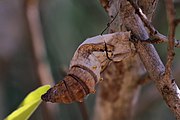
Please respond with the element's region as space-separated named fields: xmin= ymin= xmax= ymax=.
xmin=41 ymin=32 xmax=133 ymax=104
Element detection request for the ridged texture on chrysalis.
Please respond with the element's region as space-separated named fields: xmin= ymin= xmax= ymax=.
xmin=41 ymin=32 xmax=133 ymax=104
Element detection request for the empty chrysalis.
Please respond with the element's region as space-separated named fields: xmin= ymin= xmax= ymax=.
xmin=41 ymin=32 xmax=133 ymax=104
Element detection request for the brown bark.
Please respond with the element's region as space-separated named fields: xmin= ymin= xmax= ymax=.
xmin=93 ymin=0 xmax=180 ymax=119
xmin=93 ymin=0 xmax=151 ymax=119
xmin=95 ymin=0 xmax=180 ymax=119
xmin=124 ymin=0 xmax=180 ymax=118
xmin=94 ymin=60 xmax=144 ymax=120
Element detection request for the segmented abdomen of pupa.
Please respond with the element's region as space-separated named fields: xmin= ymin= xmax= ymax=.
xmin=41 ymin=32 xmax=131 ymax=104
xmin=41 ymin=64 xmax=97 ymax=103
xmin=41 ymin=42 xmax=103 ymax=104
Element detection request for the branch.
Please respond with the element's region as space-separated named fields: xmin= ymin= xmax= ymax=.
xmin=26 ymin=0 xmax=59 ymax=119
xmin=128 ymin=0 xmax=156 ymax=35
xmin=127 ymin=0 xmax=180 ymax=48
xmin=140 ymin=33 xmax=180 ymax=48
xmin=164 ymin=0 xmax=175 ymax=76
xmin=138 ymin=0 xmax=158 ymax=21
xmin=162 ymin=1 xmax=180 ymax=118
xmin=125 ymin=0 xmax=180 ymax=118
xmin=94 ymin=0 xmax=152 ymax=119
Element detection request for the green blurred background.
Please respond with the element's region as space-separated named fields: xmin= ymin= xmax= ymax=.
xmin=0 ymin=0 xmax=180 ymax=120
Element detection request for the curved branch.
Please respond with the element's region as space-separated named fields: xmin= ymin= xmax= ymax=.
xmin=124 ymin=0 xmax=180 ymax=118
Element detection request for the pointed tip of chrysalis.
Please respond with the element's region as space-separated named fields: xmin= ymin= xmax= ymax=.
xmin=41 ymin=88 xmax=56 ymax=103
xmin=41 ymin=90 xmax=50 ymax=102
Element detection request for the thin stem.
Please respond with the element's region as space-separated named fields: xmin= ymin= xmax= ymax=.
xmin=127 ymin=0 xmax=180 ymax=48
xmin=165 ymin=0 xmax=176 ymax=76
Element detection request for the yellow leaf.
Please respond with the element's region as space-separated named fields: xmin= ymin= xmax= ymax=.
xmin=5 ymin=85 xmax=51 ymax=120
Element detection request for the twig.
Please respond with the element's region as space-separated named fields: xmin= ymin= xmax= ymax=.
xmin=101 ymin=11 xmax=119 ymax=35
xmin=26 ymin=0 xmax=59 ymax=119
xmin=132 ymin=32 xmax=180 ymax=48
xmin=164 ymin=0 xmax=176 ymax=76
xmin=127 ymin=0 xmax=156 ymax=35
xmin=127 ymin=0 xmax=180 ymax=48
xmin=137 ymin=0 xmax=158 ymax=21
xmin=121 ymin=0 xmax=180 ymax=119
